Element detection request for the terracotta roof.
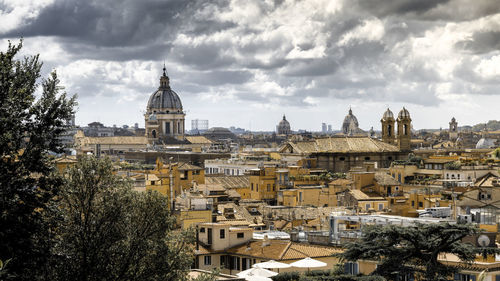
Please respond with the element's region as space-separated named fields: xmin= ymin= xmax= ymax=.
xmin=280 ymin=137 xmax=400 ymax=154
xmin=329 ymin=179 xmax=352 ymax=185
xmin=178 ymin=162 xmax=203 ymax=171
xmin=206 ymin=176 xmax=250 ymax=189
xmin=457 ymin=188 xmax=500 ymax=209
xmin=475 ymin=172 xmax=500 ymax=187
xmin=349 ymin=189 xmax=385 ymax=201
xmin=54 ymin=156 xmax=77 ymax=163
xmin=186 ymin=136 xmax=213 ymax=144
xmin=226 ymin=240 xmax=341 ymax=261
xmin=77 ymin=136 xmax=148 ymax=146
xmin=374 ymin=172 xmax=399 ymax=186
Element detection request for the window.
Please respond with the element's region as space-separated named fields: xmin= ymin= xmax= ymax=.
xmin=251 ymin=183 xmax=254 ymax=191
xmin=378 ymin=203 xmax=384 ymax=211
xmin=395 ymin=186 xmax=399 ymax=191
xmin=365 ymin=157 xmax=371 ymax=161
xmin=200 ymin=227 xmax=205 ymax=233
xmin=344 ymin=262 xmax=358 ymax=275
xmin=273 ymin=184 xmax=276 ymax=191
xmin=366 ymin=203 xmax=371 ymax=210
xmin=237 ymin=233 xmax=244 ymax=238
xmin=256 ymin=184 xmax=258 ymax=192
xmin=267 ymin=184 xmax=270 ymax=191
xmin=418 ymin=202 xmax=423 ymax=208
xmin=339 ymin=157 xmax=345 ymax=161
xmin=411 ymin=201 xmax=415 ymax=207
xmin=454 ymin=273 xmax=475 ymax=281
xmin=204 ymin=255 xmax=211 ymax=265
xmin=220 ymin=229 xmax=225 ymax=239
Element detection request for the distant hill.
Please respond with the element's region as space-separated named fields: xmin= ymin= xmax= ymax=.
xmin=470 ymin=120 xmax=500 ymax=132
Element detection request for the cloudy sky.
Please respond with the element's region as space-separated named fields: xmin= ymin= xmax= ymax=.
xmin=1 ymin=0 xmax=499 ymax=132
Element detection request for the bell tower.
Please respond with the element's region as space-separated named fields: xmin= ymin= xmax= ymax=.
xmin=381 ymin=108 xmax=395 ymax=145
xmin=397 ymin=107 xmax=412 ymax=151
xmin=449 ymin=117 xmax=458 ymax=140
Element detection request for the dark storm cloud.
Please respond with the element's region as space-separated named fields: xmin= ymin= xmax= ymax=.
xmin=2 ymin=0 xmax=231 ymax=60
xmin=2 ymin=0 xmax=499 ymax=116
xmin=455 ymin=31 xmax=500 ymax=54
xmin=356 ymin=0 xmax=450 ymax=17
xmin=169 ymin=42 xmax=235 ymax=70
xmin=61 ymin=41 xmax=172 ymax=61
xmin=183 ymin=70 xmax=253 ymax=86
xmin=282 ymin=59 xmax=340 ymax=77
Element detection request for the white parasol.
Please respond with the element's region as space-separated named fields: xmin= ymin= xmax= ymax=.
xmin=237 ymin=266 xmax=278 ymax=279
xmin=289 ymin=257 xmax=327 ymax=271
xmin=253 ymin=260 xmax=291 ymax=269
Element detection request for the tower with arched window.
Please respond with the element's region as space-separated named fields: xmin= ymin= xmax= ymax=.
xmin=396 ymin=107 xmax=412 ymax=151
xmin=381 ymin=108 xmax=395 ymax=145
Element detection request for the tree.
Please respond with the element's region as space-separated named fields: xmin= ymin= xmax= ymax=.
xmin=340 ymin=223 xmax=488 ymax=281
xmin=51 ymin=156 xmax=195 ymax=281
xmin=0 ymin=40 xmax=76 ymax=280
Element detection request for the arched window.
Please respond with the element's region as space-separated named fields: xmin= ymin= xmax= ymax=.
xmin=152 ymin=130 xmax=157 ymax=138
xmin=403 ymin=124 xmax=408 ymax=135
xmin=388 ymin=125 xmax=392 ymax=136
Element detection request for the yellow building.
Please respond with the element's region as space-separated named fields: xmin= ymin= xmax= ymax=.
xmin=146 ymin=158 xmax=205 ymax=204
xmin=177 ymin=209 xmax=212 ymax=229
xmin=195 ymin=223 xmax=341 ymax=275
xmin=53 ymin=155 xmax=78 ymax=173
xmin=249 ymin=167 xmax=278 ymax=202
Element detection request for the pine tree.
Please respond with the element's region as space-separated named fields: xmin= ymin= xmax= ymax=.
xmin=0 ymin=40 xmax=76 ymax=280
xmin=341 ymin=223 xmax=489 ymax=281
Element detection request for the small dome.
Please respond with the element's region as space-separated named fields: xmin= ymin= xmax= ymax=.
xmin=146 ymin=67 xmax=183 ymax=112
xmin=382 ymin=108 xmax=394 ymax=120
xmin=476 ymin=138 xmax=496 ymax=149
xmin=342 ymin=108 xmax=359 ymax=134
xmin=278 ymin=115 xmax=291 ymax=135
xmin=398 ymin=107 xmax=410 ymax=119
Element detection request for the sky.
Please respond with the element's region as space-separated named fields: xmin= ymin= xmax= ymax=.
xmin=1 ymin=0 xmax=499 ymax=132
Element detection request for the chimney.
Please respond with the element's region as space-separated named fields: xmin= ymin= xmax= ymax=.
xmin=262 ymin=234 xmax=270 ymax=247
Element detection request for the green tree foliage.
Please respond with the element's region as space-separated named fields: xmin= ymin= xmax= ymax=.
xmin=50 ymin=156 xmax=195 ymax=281
xmin=341 ymin=223 xmax=485 ymax=281
xmin=444 ymin=161 xmax=461 ymax=170
xmin=0 ymin=40 xmax=76 ymax=280
xmin=472 ymin=120 xmax=500 ymax=132
xmin=271 ymin=269 xmax=385 ymax=281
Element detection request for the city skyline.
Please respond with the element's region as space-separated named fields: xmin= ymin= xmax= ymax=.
xmin=1 ymin=0 xmax=499 ymax=131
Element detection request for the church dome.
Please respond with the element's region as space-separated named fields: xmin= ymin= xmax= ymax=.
xmin=476 ymin=138 xmax=496 ymax=149
xmin=382 ymin=108 xmax=394 ymax=120
xmin=146 ymin=67 xmax=183 ymax=112
xmin=342 ymin=108 xmax=359 ymax=134
xmin=277 ymin=115 xmax=291 ymax=135
xmin=398 ymin=107 xmax=410 ymax=119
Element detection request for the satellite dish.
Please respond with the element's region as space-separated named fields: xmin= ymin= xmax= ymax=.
xmin=478 ymin=234 xmax=490 ymax=247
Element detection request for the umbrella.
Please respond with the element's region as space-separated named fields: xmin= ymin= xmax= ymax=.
xmin=253 ymin=260 xmax=291 ymax=269
xmin=253 ymin=260 xmax=291 ymax=273
xmin=289 ymin=257 xmax=327 ymax=272
xmin=242 ymin=276 xmax=273 ymax=281
xmin=237 ymin=266 xmax=278 ymax=279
